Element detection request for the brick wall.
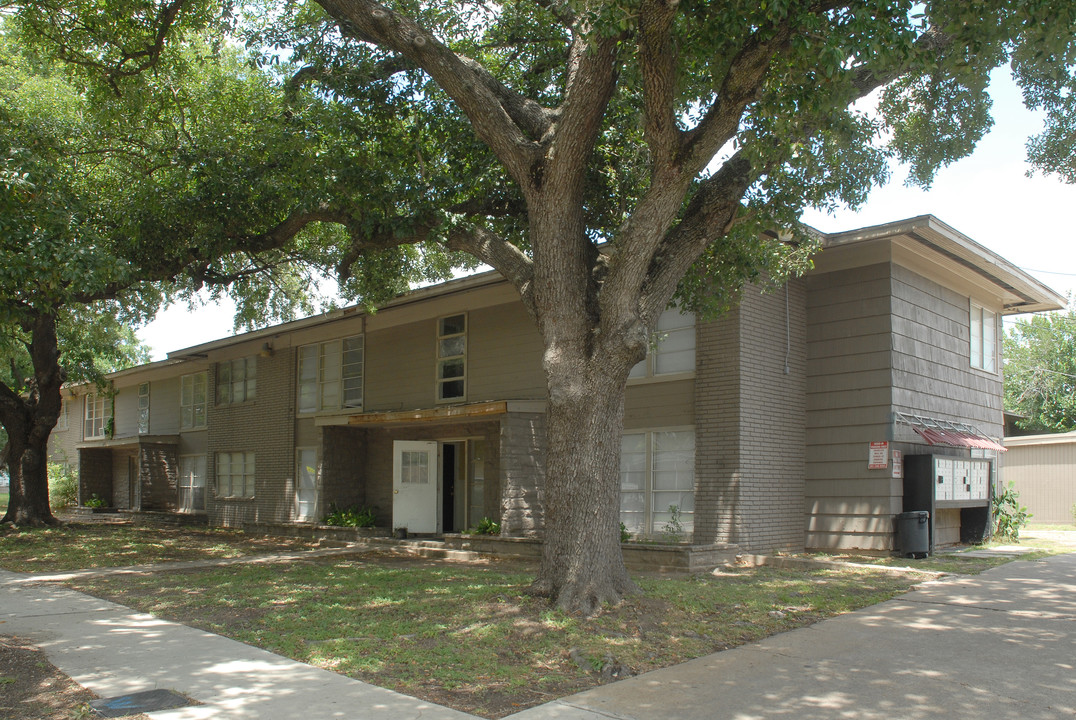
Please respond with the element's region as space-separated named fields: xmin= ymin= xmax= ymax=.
xmin=207 ymin=347 xmax=297 ymax=527
xmin=694 ymin=280 xmax=807 ymax=553
xmin=139 ymin=443 xmax=178 ymax=511
xmin=500 ymin=412 xmax=545 ymax=537
xmin=321 ymin=425 xmax=367 ymax=515
xmin=78 ymin=447 xmax=112 ymax=506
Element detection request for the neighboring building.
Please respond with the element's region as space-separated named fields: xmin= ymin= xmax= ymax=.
xmin=1001 ymin=432 xmax=1076 ymax=525
xmin=49 ymin=215 xmax=1064 ymax=554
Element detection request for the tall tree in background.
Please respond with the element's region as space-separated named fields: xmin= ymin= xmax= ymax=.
xmin=1005 ymin=308 xmax=1076 ymax=434
xmin=12 ymin=1 xmax=1076 ymax=611
xmin=0 ymin=30 xmax=444 ymax=525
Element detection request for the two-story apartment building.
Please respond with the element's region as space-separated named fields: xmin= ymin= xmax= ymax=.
xmin=48 ymin=215 xmax=1065 ymax=554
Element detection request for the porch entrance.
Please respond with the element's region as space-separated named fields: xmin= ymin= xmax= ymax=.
xmin=392 ymin=440 xmax=439 ymax=533
xmin=391 ymin=438 xmax=488 ymax=535
xmin=441 ymin=439 xmax=488 ymax=533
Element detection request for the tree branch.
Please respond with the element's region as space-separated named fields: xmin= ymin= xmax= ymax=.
xmin=315 ymin=0 xmax=549 ymax=188
xmin=638 ymin=0 xmax=680 ymax=177
xmin=446 ymin=226 xmax=536 ymax=317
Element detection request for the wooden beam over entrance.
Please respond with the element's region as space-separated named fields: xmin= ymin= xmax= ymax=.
xmin=347 ymin=401 xmax=509 ymax=426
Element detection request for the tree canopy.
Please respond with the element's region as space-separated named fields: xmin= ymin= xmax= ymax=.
xmin=1005 ymin=307 xmax=1076 ymax=434
xmin=7 ymin=0 xmax=1076 ymax=609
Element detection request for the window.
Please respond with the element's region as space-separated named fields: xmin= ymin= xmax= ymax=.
xmin=400 ymin=450 xmax=431 ymax=484
xmin=137 ymin=382 xmax=150 ymax=434
xmin=56 ymin=397 xmax=69 ymax=432
xmin=84 ymin=393 xmax=109 ymax=439
xmin=216 ymin=451 xmax=255 ymax=499
xmin=298 ymin=336 xmax=363 ymax=412
xmin=180 ymin=373 xmax=207 ymax=430
xmin=437 ymin=314 xmax=466 ymax=402
xmin=629 ymin=308 xmax=696 ymax=379
xmin=296 ymin=448 xmax=318 ymax=520
xmin=970 ymin=302 xmax=997 ymax=373
xmin=619 ymin=430 xmax=695 ymax=537
xmin=218 ymin=357 xmax=256 ymax=404
xmin=178 ymin=455 xmax=206 ymax=512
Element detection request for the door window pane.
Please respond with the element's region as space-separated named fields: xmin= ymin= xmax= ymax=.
xmin=401 ymin=451 xmax=430 ymax=484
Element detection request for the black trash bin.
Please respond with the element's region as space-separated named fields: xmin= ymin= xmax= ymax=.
xmin=896 ymin=510 xmax=930 ymax=558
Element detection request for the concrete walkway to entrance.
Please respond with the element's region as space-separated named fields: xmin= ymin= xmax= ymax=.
xmin=506 ymin=551 xmax=1076 ymax=720
xmin=2 ymin=544 xmax=1074 ymax=719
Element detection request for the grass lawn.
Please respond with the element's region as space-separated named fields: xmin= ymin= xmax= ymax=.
xmin=64 ymin=552 xmax=927 ymax=718
xmin=0 ymin=523 xmax=323 ymax=572
xmin=6 ymin=523 xmax=1069 ymax=718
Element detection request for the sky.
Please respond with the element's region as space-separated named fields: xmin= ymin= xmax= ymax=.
xmin=137 ymin=70 xmax=1076 ymax=362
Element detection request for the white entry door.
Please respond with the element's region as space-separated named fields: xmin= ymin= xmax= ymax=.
xmin=392 ymin=440 xmax=439 ymax=534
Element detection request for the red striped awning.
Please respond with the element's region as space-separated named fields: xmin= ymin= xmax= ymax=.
xmin=911 ymin=425 xmax=1006 ymax=452
xmin=898 ymin=413 xmax=1006 ymax=452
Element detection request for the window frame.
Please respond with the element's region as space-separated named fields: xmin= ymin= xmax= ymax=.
xmin=436 ymin=313 xmax=467 ymax=403
xmin=628 ymin=308 xmax=697 ymax=381
xmin=178 ymin=454 xmax=207 ymax=513
xmin=619 ymin=427 xmax=696 ymax=538
xmin=297 ymin=335 xmax=364 ymax=414
xmin=137 ymin=382 xmax=150 ymax=434
xmin=217 ymin=357 xmax=257 ymax=405
xmin=216 ymin=451 xmax=255 ymax=500
xmin=84 ymin=392 xmax=109 ymax=439
xmin=969 ymin=301 xmax=998 ymax=374
xmin=56 ymin=397 xmax=69 ymax=432
xmin=180 ymin=372 xmax=208 ymax=431
xmin=295 ymin=447 xmax=319 ymax=521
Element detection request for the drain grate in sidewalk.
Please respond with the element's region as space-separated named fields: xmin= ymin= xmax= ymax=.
xmin=89 ymin=688 xmax=192 ymax=717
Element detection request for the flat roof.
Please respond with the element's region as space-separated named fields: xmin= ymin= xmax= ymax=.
xmin=112 ymin=213 xmax=1065 ymax=374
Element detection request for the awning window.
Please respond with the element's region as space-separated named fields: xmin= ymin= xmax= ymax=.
xmin=895 ymin=412 xmax=1006 ymax=452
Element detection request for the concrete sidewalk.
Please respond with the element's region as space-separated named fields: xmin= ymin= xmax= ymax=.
xmin=0 ymin=569 xmax=477 ymax=720
xmin=3 ymin=552 xmax=1074 ymax=720
xmin=505 ymin=552 xmax=1076 ymax=720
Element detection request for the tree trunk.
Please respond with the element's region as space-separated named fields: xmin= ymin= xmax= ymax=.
xmin=1 ymin=314 xmax=63 ymax=526
xmin=1 ymin=427 xmax=58 ymax=527
xmin=530 ymin=359 xmax=641 ymax=614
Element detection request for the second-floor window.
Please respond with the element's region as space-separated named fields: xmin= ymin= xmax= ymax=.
xmin=629 ymin=308 xmax=696 ymax=379
xmin=970 ymin=302 xmax=997 ymax=373
xmin=218 ymin=357 xmax=256 ymax=404
xmin=298 ymin=336 xmax=363 ymax=413
xmin=437 ymin=314 xmax=466 ymax=402
xmin=180 ymin=372 xmax=208 ymax=430
xmin=84 ymin=392 xmax=109 ymax=439
xmin=56 ymin=397 xmax=69 ymax=432
xmin=137 ymin=382 xmax=150 ymax=434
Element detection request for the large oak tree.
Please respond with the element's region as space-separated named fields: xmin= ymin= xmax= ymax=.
xmin=11 ymin=1 xmax=1076 ymax=611
xmin=0 ymin=30 xmax=450 ymax=525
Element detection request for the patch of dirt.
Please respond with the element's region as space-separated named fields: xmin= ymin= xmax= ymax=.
xmin=0 ymin=635 xmax=150 ymax=720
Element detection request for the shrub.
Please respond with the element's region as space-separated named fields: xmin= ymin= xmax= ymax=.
xmin=48 ymin=462 xmax=78 ymax=509
xmin=84 ymin=494 xmax=107 ymax=509
xmin=620 ymin=522 xmax=631 ymax=543
xmin=661 ymin=505 xmax=685 ymax=542
xmin=468 ymin=517 xmax=501 ymax=535
xmin=992 ymin=482 xmax=1031 ymax=541
xmin=323 ymin=504 xmax=377 ymax=528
